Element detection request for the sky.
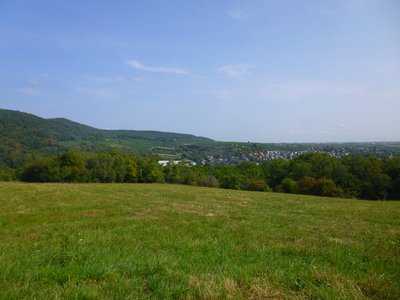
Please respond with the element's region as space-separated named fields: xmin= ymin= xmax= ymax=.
xmin=0 ymin=0 xmax=399 ymax=143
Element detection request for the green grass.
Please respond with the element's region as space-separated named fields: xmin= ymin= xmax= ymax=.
xmin=0 ymin=182 xmax=399 ymax=299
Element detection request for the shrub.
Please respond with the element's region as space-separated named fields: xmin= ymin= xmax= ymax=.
xmin=247 ymin=177 xmax=268 ymax=191
xmin=279 ymin=177 xmax=298 ymax=194
xmin=197 ymin=175 xmax=219 ymax=188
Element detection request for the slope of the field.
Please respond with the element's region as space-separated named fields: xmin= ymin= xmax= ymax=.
xmin=0 ymin=182 xmax=399 ymax=299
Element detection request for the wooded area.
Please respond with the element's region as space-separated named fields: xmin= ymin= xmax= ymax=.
xmin=3 ymin=151 xmax=398 ymax=200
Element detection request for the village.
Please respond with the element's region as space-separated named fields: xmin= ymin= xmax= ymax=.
xmin=159 ymin=147 xmax=350 ymax=166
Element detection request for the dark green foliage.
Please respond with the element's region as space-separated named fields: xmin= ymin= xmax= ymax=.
xmin=14 ymin=151 xmax=400 ymax=200
xmin=219 ymin=172 xmax=247 ymax=190
xmin=297 ymin=177 xmax=343 ymax=198
xmin=58 ymin=152 xmax=87 ymax=182
xmin=260 ymin=159 xmax=290 ymax=189
xmin=20 ymin=152 xmax=159 ymax=184
xmin=0 ymin=168 xmax=16 ymax=181
xmin=20 ymin=158 xmax=61 ymax=182
xmin=196 ymin=175 xmax=219 ymax=187
xmin=345 ymin=156 xmax=392 ymax=200
xmin=163 ymin=163 xmax=185 ymax=184
xmin=247 ymin=177 xmax=269 ymax=191
xmin=289 ymin=160 xmax=313 ymax=180
xmin=297 ymin=176 xmax=318 ymax=195
xmin=87 ymin=153 xmax=117 ymax=183
xmin=383 ymin=157 xmax=400 ymax=199
xmin=137 ymin=156 xmax=164 ymax=183
xmin=279 ymin=177 xmax=298 ymax=194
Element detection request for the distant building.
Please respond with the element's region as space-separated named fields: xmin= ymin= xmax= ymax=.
xmin=158 ymin=160 xmax=181 ymax=166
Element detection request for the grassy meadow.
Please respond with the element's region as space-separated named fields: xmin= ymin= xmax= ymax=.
xmin=0 ymin=182 xmax=399 ymax=299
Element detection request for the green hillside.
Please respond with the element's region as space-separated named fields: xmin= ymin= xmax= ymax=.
xmin=0 ymin=109 xmax=212 ymax=167
xmin=0 ymin=182 xmax=399 ymax=299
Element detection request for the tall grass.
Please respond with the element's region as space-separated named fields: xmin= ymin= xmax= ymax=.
xmin=0 ymin=182 xmax=399 ymax=299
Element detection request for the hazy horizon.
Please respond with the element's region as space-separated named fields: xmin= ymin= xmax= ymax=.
xmin=1 ymin=0 xmax=399 ymax=143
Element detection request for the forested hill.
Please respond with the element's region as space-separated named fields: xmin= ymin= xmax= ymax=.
xmin=0 ymin=109 xmax=212 ymax=168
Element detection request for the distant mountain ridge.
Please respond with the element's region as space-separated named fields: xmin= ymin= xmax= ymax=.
xmin=0 ymin=109 xmax=211 ymax=141
xmin=0 ymin=108 xmax=212 ymax=168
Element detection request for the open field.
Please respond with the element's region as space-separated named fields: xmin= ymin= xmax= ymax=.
xmin=0 ymin=182 xmax=399 ymax=299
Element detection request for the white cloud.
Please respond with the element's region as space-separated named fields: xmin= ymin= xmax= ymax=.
xmin=128 ymin=59 xmax=188 ymax=75
xmin=217 ymin=64 xmax=254 ymax=78
xmin=17 ymin=88 xmax=40 ymax=95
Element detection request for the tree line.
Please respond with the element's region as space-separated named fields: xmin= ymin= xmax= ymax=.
xmin=1 ymin=151 xmax=399 ymax=200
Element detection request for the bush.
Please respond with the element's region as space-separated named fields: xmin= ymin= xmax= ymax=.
xmin=197 ymin=175 xmax=219 ymax=188
xmin=315 ymin=178 xmax=344 ymax=198
xmin=247 ymin=178 xmax=269 ymax=191
xmin=0 ymin=168 xmax=15 ymax=181
xmin=297 ymin=176 xmax=343 ymax=198
xmin=19 ymin=158 xmax=61 ymax=182
xmin=279 ymin=177 xmax=298 ymax=194
xmin=219 ymin=173 xmax=246 ymax=190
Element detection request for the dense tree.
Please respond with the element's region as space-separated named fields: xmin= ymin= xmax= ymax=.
xmin=383 ymin=157 xmax=400 ymax=199
xmin=58 ymin=152 xmax=86 ymax=182
xmin=213 ymin=165 xmax=245 ymax=190
xmin=163 ymin=163 xmax=185 ymax=184
xmin=87 ymin=153 xmax=116 ymax=183
xmin=278 ymin=177 xmax=298 ymax=194
xmin=247 ymin=177 xmax=269 ymax=191
xmin=137 ymin=157 xmax=164 ymax=183
xmin=345 ymin=156 xmax=391 ymax=199
xmin=15 ymin=151 xmax=400 ymax=200
xmin=124 ymin=158 xmax=139 ymax=183
xmin=0 ymin=168 xmax=16 ymax=181
xmin=20 ymin=158 xmax=61 ymax=182
xmin=289 ymin=160 xmax=313 ymax=180
xmin=260 ymin=159 xmax=290 ymax=189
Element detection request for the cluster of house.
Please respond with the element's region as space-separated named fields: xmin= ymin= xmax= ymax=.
xmin=158 ymin=144 xmax=398 ymax=166
xmin=202 ymin=148 xmax=349 ymax=164
xmin=158 ymin=147 xmax=352 ymax=166
xmin=158 ymin=160 xmax=197 ymax=166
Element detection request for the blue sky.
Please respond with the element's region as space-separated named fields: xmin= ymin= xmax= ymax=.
xmin=1 ymin=0 xmax=399 ymax=142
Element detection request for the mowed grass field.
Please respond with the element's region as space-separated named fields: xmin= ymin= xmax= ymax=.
xmin=0 ymin=183 xmax=399 ymax=299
